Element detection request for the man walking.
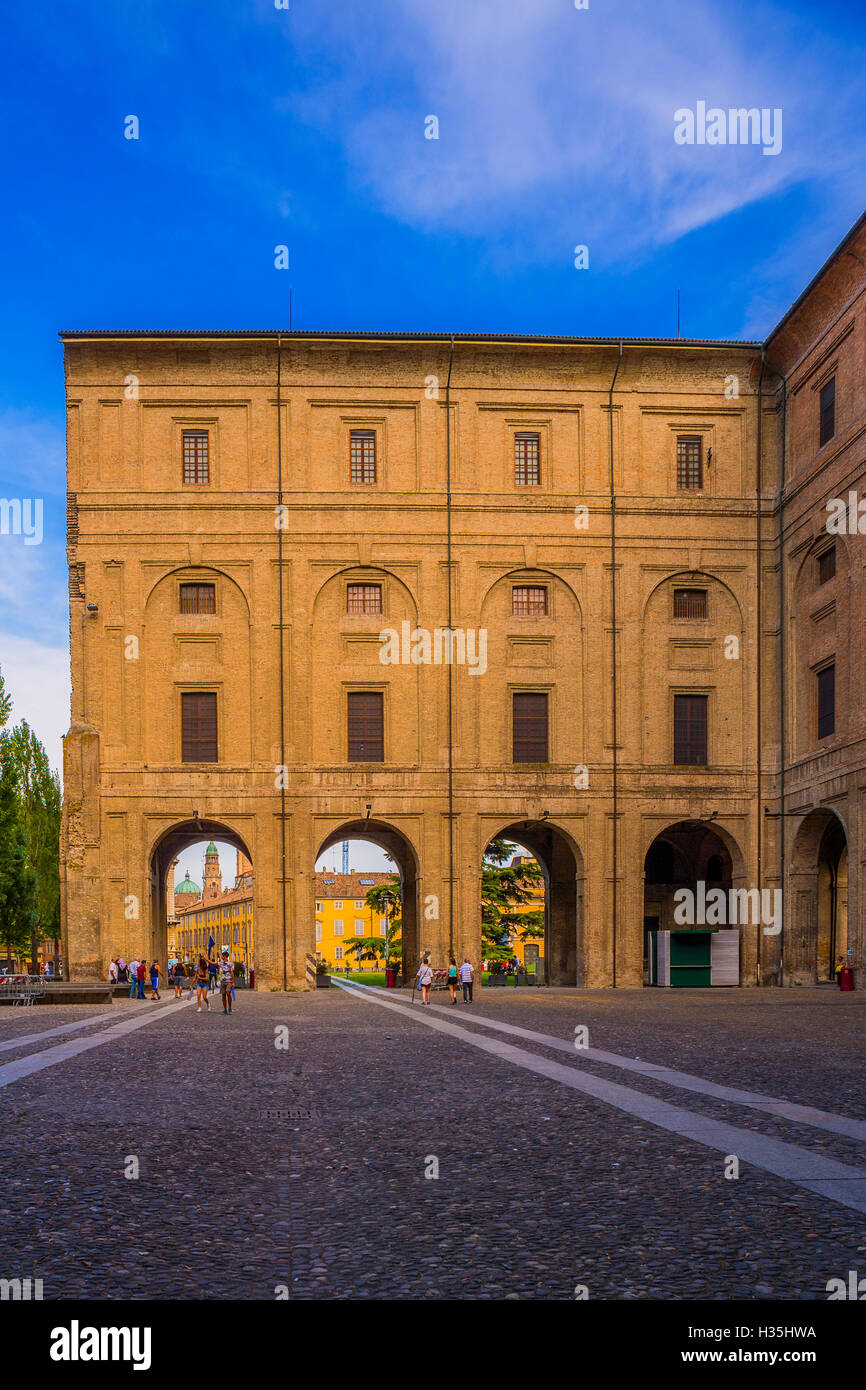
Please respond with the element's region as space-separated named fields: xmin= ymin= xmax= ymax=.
xmin=128 ymin=956 xmax=140 ymax=999
xmin=459 ymin=956 xmax=475 ymax=1003
xmin=136 ymin=958 xmax=146 ymax=1000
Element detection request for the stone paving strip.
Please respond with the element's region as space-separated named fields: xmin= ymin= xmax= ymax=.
xmin=0 ymin=998 xmax=193 ymax=1088
xmin=404 ymin=993 xmax=866 ymax=1145
xmin=0 ymin=1004 xmax=162 ymax=1055
xmin=334 ymin=980 xmax=866 ymax=1216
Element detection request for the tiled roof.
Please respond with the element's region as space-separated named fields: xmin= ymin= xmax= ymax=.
xmin=315 ymin=872 xmax=397 ymax=899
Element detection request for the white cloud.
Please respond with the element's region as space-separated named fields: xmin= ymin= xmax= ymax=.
xmin=0 ymin=634 xmax=69 ymax=779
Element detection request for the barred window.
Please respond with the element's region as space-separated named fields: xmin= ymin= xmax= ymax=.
xmin=673 ymin=694 xmax=707 ymax=765
xmin=817 ymin=664 xmax=835 ymax=740
xmin=819 ymin=378 xmax=835 ymax=447
xmin=347 ymin=691 xmax=384 ymax=762
xmin=817 ymin=546 xmax=836 ymax=585
xmin=179 ymin=583 xmax=216 ymax=614
xmin=676 ymin=436 xmax=702 ymax=490
xmin=513 ymin=692 xmax=548 ymax=763
xmin=350 ymin=430 xmax=376 ymax=484
xmin=347 ymin=583 xmax=382 ymax=614
xmin=181 ymin=692 xmax=218 ymax=763
xmin=673 ymin=588 xmax=707 ymax=619
xmin=512 ymin=585 xmax=548 ymax=616
xmin=514 ymin=433 xmax=541 ymax=486
xmin=182 ymin=430 xmax=209 ymax=485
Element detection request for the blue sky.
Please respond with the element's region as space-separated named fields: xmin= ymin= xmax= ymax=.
xmin=0 ymin=0 xmax=864 ymax=780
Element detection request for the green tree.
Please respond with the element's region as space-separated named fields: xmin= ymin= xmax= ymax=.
xmin=363 ymin=879 xmax=401 ymax=964
xmin=481 ymin=837 xmax=544 ymax=964
xmin=0 ymin=734 xmax=37 ymax=967
xmin=342 ymin=936 xmax=387 ymax=970
xmin=5 ymin=722 xmax=61 ymax=971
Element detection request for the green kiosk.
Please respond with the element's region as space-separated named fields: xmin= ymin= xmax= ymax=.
xmin=649 ymin=928 xmax=740 ymax=987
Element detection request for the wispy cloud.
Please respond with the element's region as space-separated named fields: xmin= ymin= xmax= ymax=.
xmin=282 ymin=0 xmax=866 ymax=262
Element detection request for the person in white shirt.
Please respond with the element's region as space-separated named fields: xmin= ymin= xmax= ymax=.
xmin=128 ymin=957 xmax=140 ymax=998
xmin=416 ymin=955 xmax=434 ymax=1005
xmin=459 ymin=957 xmax=475 ymax=1003
xmin=108 ymin=958 xmax=118 ymax=984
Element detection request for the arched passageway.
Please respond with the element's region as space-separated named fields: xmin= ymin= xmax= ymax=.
xmin=485 ymin=821 xmax=584 ymax=986
xmin=788 ymin=810 xmax=848 ymax=983
xmin=314 ymin=821 xmax=420 ymax=982
xmin=149 ymin=819 xmax=253 ymax=970
xmin=643 ymin=820 xmax=745 ymax=983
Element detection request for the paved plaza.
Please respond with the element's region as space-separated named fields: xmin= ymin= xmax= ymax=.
xmin=2 ymin=983 xmax=865 ymax=1301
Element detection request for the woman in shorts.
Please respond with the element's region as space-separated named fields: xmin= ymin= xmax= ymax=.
xmin=446 ymin=955 xmax=459 ymax=1006
xmin=417 ymin=955 xmax=434 ymax=1005
xmin=149 ymin=958 xmax=161 ymax=999
xmin=194 ymin=954 xmax=210 ymax=1012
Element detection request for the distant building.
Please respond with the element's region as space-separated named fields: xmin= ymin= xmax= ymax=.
xmin=175 ymin=846 xmax=254 ymax=966
xmin=315 ymin=872 xmax=396 ymax=970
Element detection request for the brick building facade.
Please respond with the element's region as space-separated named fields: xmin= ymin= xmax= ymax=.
xmin=59 ymin=211 xmax=866 ymax=990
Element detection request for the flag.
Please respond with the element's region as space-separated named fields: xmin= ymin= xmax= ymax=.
xmin=208 ymin=934 xmax=215 ymax=951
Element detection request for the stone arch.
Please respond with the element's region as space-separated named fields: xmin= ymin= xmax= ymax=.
xmin=642 ymin=819 xmax=747 ymax=980
xmin=148 ymin=817 xmax=254 ymax=971
xmin=483 ymin=819 xmax=585 ymax=986
xmin=787 ymin=808 xmax=848 ymax=983
xmin=314 ymin=819 xmax=421 ymax=981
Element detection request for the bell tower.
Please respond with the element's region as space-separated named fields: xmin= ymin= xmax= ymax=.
xmin=203 ymin=842 xmax=222 ymax=901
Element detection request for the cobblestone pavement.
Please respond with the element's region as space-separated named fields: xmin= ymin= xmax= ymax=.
xmin=2 ymin=984 xmax=865 ymax=1300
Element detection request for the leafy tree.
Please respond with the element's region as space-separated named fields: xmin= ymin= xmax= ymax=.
xmin=0 ymin=668 xmax=11 ymax=730
xmin=5 ymin=721 xmax=61 ymax=970
xmin=481 ymin=837 xmax=544 ymax=964
xmin=0 ymin=735 xmax=37 ymax=967
xmin=342 ymin=936 xmax=387 ymax=969
xmin=363 ymin=879 xmax=401 ymax=964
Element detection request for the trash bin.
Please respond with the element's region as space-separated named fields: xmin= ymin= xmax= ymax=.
xmin=840 ymin=965 xmax=854 ymax=992
xmin=385 ymin=967 xmax=396 ymax=989
xmin=249 ymin=968 xmax=255 ymax=991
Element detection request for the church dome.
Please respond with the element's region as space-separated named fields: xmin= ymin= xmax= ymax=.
xmin=175 ymin=870 xmax=201 ymax=896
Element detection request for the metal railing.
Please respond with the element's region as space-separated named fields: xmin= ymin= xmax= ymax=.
xmin=0 ymin=975 xmax=47 ymax=1006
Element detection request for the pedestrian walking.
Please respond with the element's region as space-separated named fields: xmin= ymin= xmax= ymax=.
xmin=459 ymin=956 xmax=474 ymax=1003
xmin=108 ymin=958 xmax=118 ymax=984
xmin=149 ymin=959 xmax=161 ymax=999
xmin=129 ymin=956 xmax=140 ymax=998
xmin=417 ymin=955 xmax=434 ymax=1005
xmin=218 ymin=948 xmax=235 ymax=1015
xmin=136 ymin=958 xmax=146 ymax=1000
xmin=446 ymin=955 xmax=459 ymax=1006
xmin=172 ymin=958 xmax=186 ymax=998
xmin=194 ymin=954 xmax=210 ymax=1012
xmin=208 ymin=957 xmax=218 ymax=993
xmin=117 ymin=956 xmax=127 ymax=984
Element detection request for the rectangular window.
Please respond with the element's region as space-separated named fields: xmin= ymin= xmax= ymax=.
xmin=181 ymin=691 xmax=218 ymax=763
xmin=315 ymin=902 xmax=323 ymax=912
xmin=513 ymin=692 xmax=549 ymax=763
xmin=182 ymin=430 xmax=209 ymax=485
xmin=334 ymin=900 xmax=343 ymax=910
xmin=676 ymin=435 xmax=702 ymax=490
xmin=315 ymin=923 xmax=322 ymax=942
xmin=514 ymin=433 xmax=541 ymax=486
xmin=379 ymin=923 xmax=387 ymax=937
xmin=673 ymin=588 xmax=708 ymax=619
xmin=354 ymin=920 xmax=365 ymax=935
xmin=334 ymin=920 xmax=344 ymax=936
xmin=673 ymin=694 xmax=708 ymax=765
xmin=512 ymin=585 xmax=548 ymax=616
xmin=347 ymin=691 xmax=384 ymax=762
xmin=350 ymin=430 xmax=377 ymax=484
xmin=819 ymin=378 xmax=836 ymax=447
xmin=347 ymin=583 xmax=382 ymax=614
xmin=818 ymin=546 xmax=836 ymax=585
xmin=179 ymin=582 xmax=216 ymax=615
xmin=335 ymin=946 xmax=344 ymax=961
xmin=817 ymin=664 xmax=835 ymax=739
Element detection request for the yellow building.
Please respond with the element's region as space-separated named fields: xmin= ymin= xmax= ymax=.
xmin=174 ymin=844 xmax=255 ymax=967
xmin=499 ymin=854 xmax=546 ymax=969
xmin=315 ymin=872 xmax=398 ymax=970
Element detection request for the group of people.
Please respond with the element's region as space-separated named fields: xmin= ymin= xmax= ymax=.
xmin=109 ymin=951 xmax=238 ymax=1014
xmin=415 ymin=954 xmax=475 ymax=1005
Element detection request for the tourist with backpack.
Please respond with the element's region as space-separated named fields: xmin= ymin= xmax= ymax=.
xmin=446 ymin=955 xmax=459 ymax=1006
xmin=149 ymin=959 xmax=161 ymax=1000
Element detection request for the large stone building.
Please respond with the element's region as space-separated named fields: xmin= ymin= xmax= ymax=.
xmin=59 ymin=211 xmax=866 ymax=990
